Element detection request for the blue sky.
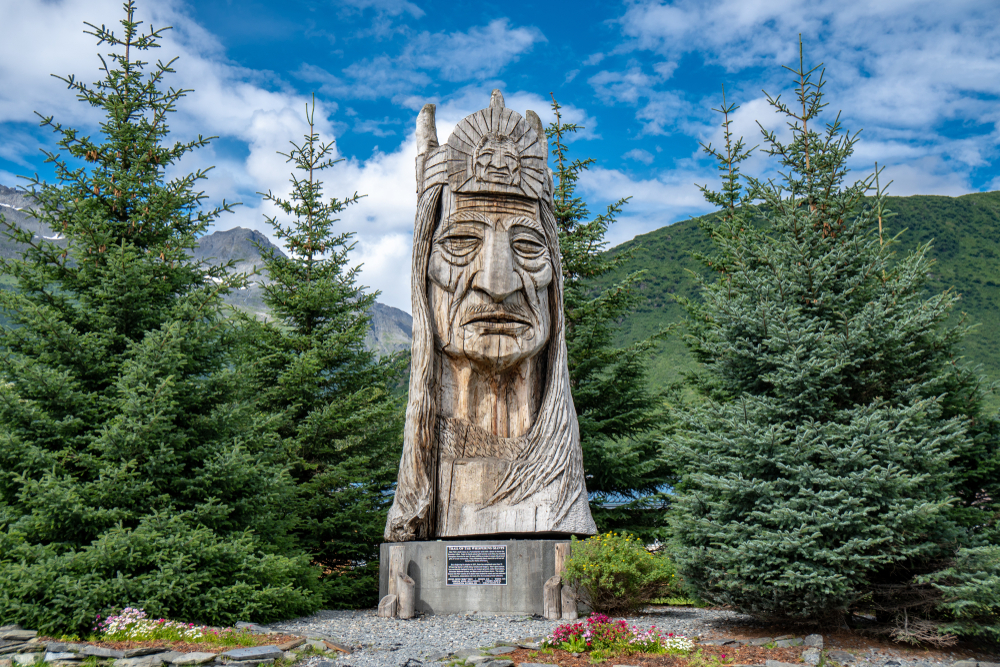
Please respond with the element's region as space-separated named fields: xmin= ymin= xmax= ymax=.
xmin=1 ymin=0 xmax=998 ymax=311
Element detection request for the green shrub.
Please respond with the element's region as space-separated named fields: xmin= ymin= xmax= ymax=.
xmin=562 ymin=532 xmax=677 ymax=615
xmin=920 ymin=545 xmax=1000 ymax=642
xmin=0 ymin=514 xmax=323 ymax=635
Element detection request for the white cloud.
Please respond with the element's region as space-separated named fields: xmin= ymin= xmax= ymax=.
xmin=295 ymin=19 xmax=545 ymax=103
xmin=579 ymin=165 xmax=714 ymax=248
xmin=623 ymin=148 xmax=654 ymax=164
xmin=606 ymin=0 xmax=1000 ymax=194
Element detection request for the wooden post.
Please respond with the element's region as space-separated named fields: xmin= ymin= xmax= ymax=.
xmin=554 ymin=542 xmax=571 ymax=579
xmin=544 ymin=575 xmax=562 ymax=620
xmin=397 ymin=574 xmax=416 ymax=619
xmin=388 ymin=545 xmax=406 ymax=600
xmin=377 ymin=594 xmax=397 ymax=618
xmin=561 ymin=584 xmax=578 ymax=620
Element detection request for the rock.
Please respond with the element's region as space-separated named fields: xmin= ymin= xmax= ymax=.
xmin=776 ymin=639 xmax=804 ymax=648
xmin=0 ymin=628 xmax=21 ymax=634
xmin=12 ymin=656 xmax=39 ymax=667
xmin=700 ymin=640 xmax=729 ymax=646
xmin=0 ymin=658 xmax=12 ymax=667
xmin=482 ymin=661 xmax=513 ymax=667
xmin=468 ymin=657 xmax=491 ymax=665
xmin=487 ymin=647 xmax=514 ymax=656
xmin=804 ymin=634 xmax=824 ymax=648
xmin=44 ymin=654 xmax=81 ymax=662
xmin=803 ymin=648 xmax=821 ymax=665
xmin=167 ymin=653 xmax=217 ymax=665
xmin=217 ymin=647 xmax=283 ymax=662
xmin=234 ymin=623 xmax=271 ymax=634
xmin=774 ymin=635 xmax=793 ymax=641
xmin=83 ymin=648 xmax=126 ymax=659
xmin=45 ymin=644 xmax=89 ymax=653
xmin=884 ymin=662 xmax=901 ymax=667
xmin=115 ymin=652 xmax=183 ymax=667
xmin=0 ymin=633 xmax=35 ymax=643
xmin=275 ymin=639 xmax=304 ymax=652
xmin=747 ymin=638 xmax=774 ymax=646
xmin=950 ymin=662 xmax=976 ymax=667
xmin=453 ymin=649 xmax=480 ymax=659
xmin=828 ymin=651 xmax=857 ymax=664
xmin=765 ymin=662 xmax=800 ymax=667
xmin=978 ymin=663 xmax=1000 ymax=667
xmin=0 ymin=646 xmax=25 ymax=656
xmin=123 ymin=648 xmax=169 ymax=658
xmin=424 ymin=652 xmax=451 ymax=662
xmin=305 ymin=641 xmax=326 ymax=652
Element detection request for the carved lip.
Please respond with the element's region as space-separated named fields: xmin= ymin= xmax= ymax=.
xmin=461 ymin=311 xmax=530 ymax=335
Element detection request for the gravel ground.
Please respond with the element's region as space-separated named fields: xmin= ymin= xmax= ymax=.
xmin=270 ymin=607 xmax=987 ymax=667
xmin=270 ymin=607 xmax=771 ymax=667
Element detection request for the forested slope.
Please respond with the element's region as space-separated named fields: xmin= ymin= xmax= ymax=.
xmin=604 ymin=191 xmax=1000 ymax=394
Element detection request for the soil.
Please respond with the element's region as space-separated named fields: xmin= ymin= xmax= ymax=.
xmin=36 ymin=635 xmax=302 ymax=655
xmin=510 ymin=644 xmax=804 ymax=666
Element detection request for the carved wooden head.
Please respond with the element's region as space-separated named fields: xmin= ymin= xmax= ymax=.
xmin=426 ymin=193 xmax=553 ymax=371
xmin=415 ymin=89 xmax=555 ymax=372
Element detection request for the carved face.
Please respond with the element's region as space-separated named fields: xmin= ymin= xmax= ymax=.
xmin=428 ymin=205 xmax=552 ymax=371
xmin=473 ymin=134 xmax=521 ymax=186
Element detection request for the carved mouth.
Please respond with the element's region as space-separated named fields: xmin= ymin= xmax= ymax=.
xmin=462 ymin=310 xmax=531 ymax=333
xmin=462 ymin=313 xmax=531 ymax=327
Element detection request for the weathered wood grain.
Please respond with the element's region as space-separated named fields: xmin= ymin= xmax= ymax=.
xmin=397 ymin=574 xmax=415 ymax=619
xmin=561 ymin=585 xmax=578 ymax=620
xmin=377 ymin=594 xmax=397 ymax=618
xmin=544 ymin=575 xmax=562 ymax=620
xmin=384 ymin=89 xmax=598 ymax=542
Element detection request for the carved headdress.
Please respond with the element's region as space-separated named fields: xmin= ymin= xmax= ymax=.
xmin=384 ymin=90 xmax=596 ymax=542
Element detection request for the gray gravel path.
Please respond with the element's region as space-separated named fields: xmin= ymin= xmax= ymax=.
xmin=268 ymin=607 xmax=752 ymax=667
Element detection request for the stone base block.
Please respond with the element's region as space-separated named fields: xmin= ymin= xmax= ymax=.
xmin=379 ymin=539 xmax=568 ymax=616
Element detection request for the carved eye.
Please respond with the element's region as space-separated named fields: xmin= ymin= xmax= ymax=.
xmin=511 ymin=236 xmax=545 ymax=258
xmin=441 ymin=235 xmax=481 ymax=257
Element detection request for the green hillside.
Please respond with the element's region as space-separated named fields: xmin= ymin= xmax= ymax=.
xmin=605 ymin=191 xmax=1000 ymax=398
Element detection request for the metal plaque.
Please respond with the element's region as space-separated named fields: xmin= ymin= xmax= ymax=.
xmin=446 ymin=545 xmax=507 ymax=585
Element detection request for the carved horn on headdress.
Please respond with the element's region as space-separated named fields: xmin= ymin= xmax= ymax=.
xmin=415 ymin=103 xmax=438 ymax=192
xmin=525 ymin=109 xmax=548 ymax=160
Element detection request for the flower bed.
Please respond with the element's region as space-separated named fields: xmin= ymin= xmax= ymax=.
xmin=542 ymin=613 xmax=695 ymax=659
xmin=91 ymin=608 xmax=280 ymax=647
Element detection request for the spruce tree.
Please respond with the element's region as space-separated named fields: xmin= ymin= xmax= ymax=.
xmin=234 ymin=98 xmax=405 ymax=608
xmin=0 ymin=2 xmax=321 ymax=634
xmin=669 ymin=46 xmax=999 ymax=623
xmin=547 ymin=96 xmax=672 ymax=540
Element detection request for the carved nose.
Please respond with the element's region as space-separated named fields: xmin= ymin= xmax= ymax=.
xmin=475 ymin=232 xmax=521 ymax=302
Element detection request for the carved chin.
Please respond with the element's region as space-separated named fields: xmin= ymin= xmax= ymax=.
xmin=447 ymin=324 xmax=547 ymax=369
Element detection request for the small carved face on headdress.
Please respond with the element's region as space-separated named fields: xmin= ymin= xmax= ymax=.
xmin=473 ymin=133 xmax=521 ymax=187
xmin=427 ymin=196 xmax=552 ymax=370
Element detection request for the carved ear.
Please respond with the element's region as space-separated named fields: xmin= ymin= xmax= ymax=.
xmin=416 ymin=104 xmax=438 ymax=156
xmin=525 ymin=110 xmax=548 ymax=160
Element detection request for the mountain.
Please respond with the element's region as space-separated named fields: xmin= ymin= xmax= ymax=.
xmin=0 ymin=185 xmax=413 ymax=355
xmin=600 ymin=190 xmax=1000 ymax=405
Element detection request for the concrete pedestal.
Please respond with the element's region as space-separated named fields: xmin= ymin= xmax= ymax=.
xmin=379 ymin=539 xmax=568 ymax=615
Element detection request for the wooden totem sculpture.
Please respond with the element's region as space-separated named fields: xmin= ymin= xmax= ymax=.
xmin=384 ymin=90 xmax=597 ymax=541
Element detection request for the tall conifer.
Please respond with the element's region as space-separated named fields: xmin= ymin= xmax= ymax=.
xmin=670 ymin=45 xmax=999 ymax=623
xmin=0 ymin=2 xmax=321 ymax=634
xmin=547 ymin=97 xmax=672 ymax=539
xmin=235 ymin=98 xmax=405 ymax=607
